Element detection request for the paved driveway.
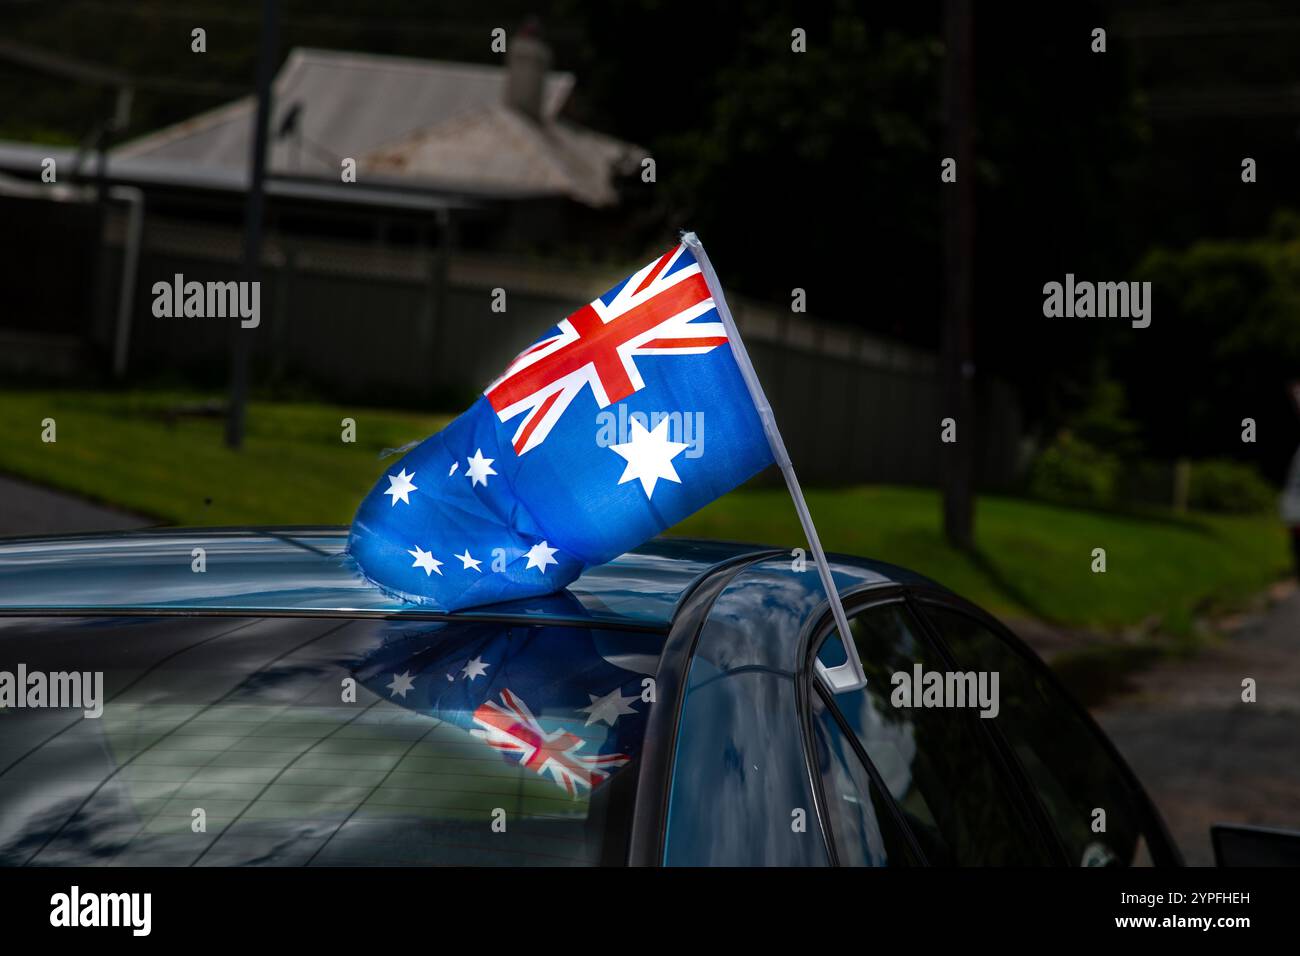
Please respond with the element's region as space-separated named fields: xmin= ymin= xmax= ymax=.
xmin=0 ymin=474 xmax=149 ymax=536
xmin=1093 ymin=586 xmax=1300 ymax=865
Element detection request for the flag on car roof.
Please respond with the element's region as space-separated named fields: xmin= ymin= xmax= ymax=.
xmin=348 ymin=241 xmax=774 ymax=611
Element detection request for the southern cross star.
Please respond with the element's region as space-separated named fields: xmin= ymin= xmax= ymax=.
xmin=609 ymin=418 xmax=689 ymax=498
xmin=456 ymin=549 xmax=483 ymax=572
xmin=465 ymin=448 xmax=497 ymax=487
xmin=525 ymin=540 xmax=559 ymax=574
xmin=387 ymin=671 xmax=415 ymax=698
xmin=461 ymin=656 xmax=489 ymax=681
xmin=579 ymin=688 xmax=639 ymax=726
xmin=408 ymin=545 xmax=443 ymax=576
xmin=384 ymin=468 xmax=417 ymax=506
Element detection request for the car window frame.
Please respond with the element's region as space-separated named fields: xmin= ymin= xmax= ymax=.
xmin=626 ymin=549 xmax=785 ymax=866
xmin=796 ymin=589 xmax=925 ymax=865
xmin=806 ymin=657 xmax=930 ymax=866
xmin=799 ymin=586 xmax=1068 ymax=866
xmin=908 ymin=586 xmax=1185 ymax=867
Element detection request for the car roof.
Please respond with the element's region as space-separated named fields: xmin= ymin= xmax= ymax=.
xmin=0 ymin=527 xmax=941 ymax=629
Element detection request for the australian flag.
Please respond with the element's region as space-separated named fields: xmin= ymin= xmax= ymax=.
xmin=356 ymin=619 xmax=653 ymax=795
xmin=349 ymin=241 xmax=773 ymax=610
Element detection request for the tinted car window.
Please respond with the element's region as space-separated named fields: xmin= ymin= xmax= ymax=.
xmin=664 ymin=660 xmax=829 ymax=866
xmin=922 ymin=604 xmax=1163 ymax=866
xmin=0 ymin=615 xmax=657 ymax=866
xmin=815 ymin=603 xmax=1053 ymax=865
xmin=809 ymin=688 xmax=915 ymax=866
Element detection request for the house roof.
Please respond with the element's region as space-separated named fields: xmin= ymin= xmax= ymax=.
xmin=116 ymin=48 xmax=574 ymax=169
xmin=361 ymin=104 xmax=637 ymax=207
xmin=111 ymin=47 xmax=636 ymax=207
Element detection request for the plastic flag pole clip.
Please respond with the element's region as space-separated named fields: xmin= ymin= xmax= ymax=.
xmin=682 ymin=231 xmax=868 ymax=693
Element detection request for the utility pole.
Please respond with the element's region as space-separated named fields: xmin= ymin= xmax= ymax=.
xmin=941 ymin=0 xmax=975 ymax=550
xmin=226 ymin=0 xmax=279 ymax=448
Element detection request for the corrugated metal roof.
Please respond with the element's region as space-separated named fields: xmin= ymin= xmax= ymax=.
xmin=113 ymin=47 xmax=577 ymax=177
xmin=107 ymin=47 xmax=642 ymax=207
xmin=361 ymin=104 xmax=639 ymax=207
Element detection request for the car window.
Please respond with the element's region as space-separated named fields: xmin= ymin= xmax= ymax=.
xmin=0 ymin=615 xmax=658 ymax=866
xmin=809 ymin=687 xmax=916 ymax=866
xmin=815 ymin=603 xmax=1054 ymax=865
xmin=921 ymin=604 xmax=1162 ymax=866
xmin=663 ymin=656 xmax=829 ymax=866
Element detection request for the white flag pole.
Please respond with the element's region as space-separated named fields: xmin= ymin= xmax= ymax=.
xmin=681 ymin=232 xmax=867 ymax=692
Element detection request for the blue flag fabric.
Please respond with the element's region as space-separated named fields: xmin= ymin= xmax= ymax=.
xmin=355 ymin=619 xmax=656 ymax=794
xmin=349 ymin=241 xmax=774 ymax=610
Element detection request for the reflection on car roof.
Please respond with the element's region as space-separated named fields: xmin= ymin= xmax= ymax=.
xmin=0 ymin=528 xmax=775 ymax=628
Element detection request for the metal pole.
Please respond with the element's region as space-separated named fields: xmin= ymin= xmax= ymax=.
xmin=110 ymin=186 xmax=144 ymax=379
xmin=941 ymin=0 xmax=976 ymax=549
xmin=88 ymin=123 xmax=113 ymax=350
xmin=682 ymin=232 xmax=867 ymax=693
xmin=226 ymin=0 xmax=280 ymax=448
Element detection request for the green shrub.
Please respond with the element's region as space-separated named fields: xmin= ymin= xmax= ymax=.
xmin=1028 ymin=432 xmax=1119 ymax=506
xmin=1188 ymin=459 xmax=1275 ymax=514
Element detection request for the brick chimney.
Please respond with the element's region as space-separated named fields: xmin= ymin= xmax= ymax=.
xmin=505 ymin=19 xmax=551 ymax=122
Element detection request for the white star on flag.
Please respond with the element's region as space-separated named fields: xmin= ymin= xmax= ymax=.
xmin=461 ymin=656 xmax=489 ymax=681
xmin=387 ymin=671 xmax=415 ymax=698
xmin=408 ymin=545 xmax=443 ymax=576
xmin=465 ymin=448 xmax=497 ymax=487
xmin=384 ymin=468 xmax=418 ymax=506
xmin=525 ymin=540 xmax=559 ymax=574
xmin=456 ymin=549 xmax=483 ymax=572
xmin=609 ymin=418 xmax=689 ymax=498
xmin=579 ymin=688 xmax=639 ymax=726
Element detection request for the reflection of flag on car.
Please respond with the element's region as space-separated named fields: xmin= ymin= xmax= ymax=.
xmin=355 ymin=621 xmax=651 ymax=794
xmin=471 ymin=688 xmax=629 ymax=795
xmin=348 ymin=241 xmax=774 ymax=611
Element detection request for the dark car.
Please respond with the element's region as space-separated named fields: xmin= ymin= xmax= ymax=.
xmin=0 ymin=528 xmax=1182 ymax=866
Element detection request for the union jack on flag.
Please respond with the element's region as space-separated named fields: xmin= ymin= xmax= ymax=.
xmin=486 ymin=245 xmax=728 ymax=455
xmin=349 ymin=238 xmax=774 ymax=611
xmin=472 ymin=688 xmax=630 ymax=795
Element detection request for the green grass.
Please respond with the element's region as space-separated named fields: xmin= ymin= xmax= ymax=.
xmin=0 ymin=390 xmax=1289 ymax=632
xmin=675 ymin=485 xmax=1289 ymax=630
xmin=0 ymin=390 xmax=450 ymax=526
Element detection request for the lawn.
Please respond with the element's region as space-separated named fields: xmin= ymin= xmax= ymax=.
xmin=0 ymin=390 xmax=1288 ymax=631
xmin=0 ymin=390 xmax=451 ymax=526
xmin=677 ymin=486 xmax=1288 ymax=631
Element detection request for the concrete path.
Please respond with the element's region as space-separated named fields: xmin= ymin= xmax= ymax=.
xmin=1092 ymin=584 xmax=1300 ymax=865
xmin=0 ymin=474 xmax=150 ymax=536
